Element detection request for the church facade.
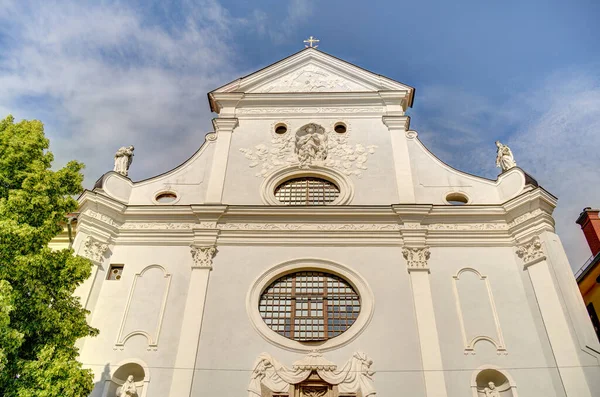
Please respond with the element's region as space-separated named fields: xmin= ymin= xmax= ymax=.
xmin=73 ymin=47 xmax=600 ymax=397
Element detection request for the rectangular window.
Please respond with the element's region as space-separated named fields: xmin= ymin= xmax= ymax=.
xmin=107 ymin=264 xmax=124 ymax=280
xmin=587 ymin=302 xmax=600 ymax=342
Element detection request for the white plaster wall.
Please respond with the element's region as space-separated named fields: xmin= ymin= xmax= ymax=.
xmin=82 ymin=245 xmax=193 ymax=397
xmin=191 ymin=245 xmax=426 ymax=397
xmin=80 ymin=240 xmax=598 ymax=397
xmin=408 ymin=139 xmax=526 ymax=204
xmin=540 ymin=232 xmax=600 ymax=388
xmin=124 ymin=142 xmax=215 ymax=205
xmin=222 ymin=116 xmax=400 ymax=205
xmin=429 ymin=246 xmax=564 ymax=397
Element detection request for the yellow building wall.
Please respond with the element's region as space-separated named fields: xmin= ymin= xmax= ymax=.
xmin=48 ymin=223 xmax=77 ymax=251
xmin=579 ymin=263 xmax=600 ymax=340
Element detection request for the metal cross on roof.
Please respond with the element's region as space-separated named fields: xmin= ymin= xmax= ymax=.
xmin=304 ymin=36 xmax=319 ymax=48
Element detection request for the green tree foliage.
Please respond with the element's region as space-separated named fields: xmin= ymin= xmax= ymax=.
xmin=0 ymin=115 xmax=97 ymax=396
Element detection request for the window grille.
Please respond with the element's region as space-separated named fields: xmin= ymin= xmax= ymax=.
xmin=259 ymin=271 xmax=360 ymax=341
xmin=274 ymin=177 xmax=340 ymax=205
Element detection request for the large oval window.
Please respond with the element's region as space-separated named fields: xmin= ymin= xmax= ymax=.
xmin=274 ymin=177 xmax=340 ymax=205
xmin=259 ymin=271 xmax=360 ymax=342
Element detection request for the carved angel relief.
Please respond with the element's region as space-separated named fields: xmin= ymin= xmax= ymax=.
xmin=240 ymin=123 xmax=377 ymax=177
xmin=256 ymin=65 xmax=365 ymax=93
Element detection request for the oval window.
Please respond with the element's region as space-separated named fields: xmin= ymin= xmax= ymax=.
xmin=274 ymin=177 xmax=340 ymax=205
xmin=334 ymin=123 xmax=347 ymax=134
xmin=155 ymin=192 xmax=177 ymax=203
xmin=275 ymin=123 xmax=288 ymax=134
xmin=259 ymin=271 xmax=360 ymax=341
xmin=446 ymin=192 xmax=469 ymax=205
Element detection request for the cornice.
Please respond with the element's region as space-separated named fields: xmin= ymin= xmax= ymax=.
xmin=78 ymin=190 xmax=128 ymax=213
xmin=232 ymin=92 xmax=396 ymax=117
xmin=503 ymin=188 xmax=557 ymax=214
xmin=382 ymin=115 xmax=411 ymax=130
xmin=212 ymin=117 xmax=239 ymax=132
xmin=74 ymin=188 xmax=558 ymax=246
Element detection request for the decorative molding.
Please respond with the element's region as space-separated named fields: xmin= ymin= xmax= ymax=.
xmin=190 ymin=245 xmax=217 ymax=269
xmin=507 ymin=209 xmax=544 ymax=229
xmin=198 ymin=221 xmax=218 ymax=229
xmin=254 ymin=65 xmax=367 ymax=93
xmin=248 ymin=351 xmax=375 ymax=397
xmin=516 ymin=236 xmax=545 ymax=266
xmin=236 ymin=107 xmax=383 ymax=114
xmin=240 ymin=124 xmax=377 ymax=178
xmin=247 ymin=258 xmax=374 ymax=353
xmin=115 ymin=265 xmax=172 ymax=351
xmin=292 ymin=350 xmax=337 ymax=371
xmin=406 ymin=130 xmax=418 ymax=139
xmin=82 ymin=235 xmax=109 ymax=263
xmin=427 ymin=223 xmax=507 ymax=231
xmin=82 ymin=209 xmax=120 ymax=227
xmin=205 ymin=132 xmax=217 ymax=141
xmin=452 ymin=268 xmax=507 ymax=355
xmin=402 ymin=247 xmax=430 ymax=270
xmin=115 ymin=219 xmax=540 ymax=233
xmin=121 ymin=223 xmax=194 ymax=230
xmin=220 ymin=223 xmax=401 ymax=231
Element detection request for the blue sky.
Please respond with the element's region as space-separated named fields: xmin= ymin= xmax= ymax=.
xmin=1 ymin=0 xmax=600 ymax=267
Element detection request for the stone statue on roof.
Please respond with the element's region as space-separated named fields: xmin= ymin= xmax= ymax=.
xmin=495 ymin=141 xmax=516 ymax=172
xmin=114 ymin=145 xmax=135 ymax=177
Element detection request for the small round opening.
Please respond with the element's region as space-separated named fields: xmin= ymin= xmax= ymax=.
xmin=275 ymin=124 xmax=288 ymax=134
xmin=334 ymin=123 xmax=347 ymax=134
xmin=446 ymin=193 xmax=469 ymax=205
xmin=155 ymin=192 xmax=177 ymax=204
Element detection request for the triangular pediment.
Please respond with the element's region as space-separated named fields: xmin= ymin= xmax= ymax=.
xmin=211 ymin=48 xmax=414 ymax=95
xmin=252 ymin=62 xmax=370 ymax=93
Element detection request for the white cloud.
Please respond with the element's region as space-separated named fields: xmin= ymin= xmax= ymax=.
xmin=0 ymin=0 xmax=240 ymax=184
xmin=412 ymin=70 xmax=600 ymax=269
xmin=252 ymin=0 xmax=314 ymax=44
xmin=510 ymin=70 xmax=600 ymax=269
xmin=1 ymin=0 xmax=594 ymax=270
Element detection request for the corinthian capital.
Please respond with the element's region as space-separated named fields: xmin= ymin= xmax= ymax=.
xmin=402 ymin=247 xmax=430 ymax=270
xmin=82 ymin=235 xmax=109 ymax=263
xmin=190 ymin=245 xmax=217 ymax=269
xmin=516 ymin=236 xmax=545 ymax=266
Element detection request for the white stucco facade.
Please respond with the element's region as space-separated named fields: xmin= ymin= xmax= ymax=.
xmin=74 ymin=48 xmax=600 ymax=397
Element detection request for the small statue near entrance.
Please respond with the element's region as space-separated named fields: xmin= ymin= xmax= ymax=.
xmin=114 ymin=145 xmax=135 ymax=177
xmin=495 ymin=141 xmax=516 ymax=172
xmin=116 ymin=375 xmax=138 ymax=397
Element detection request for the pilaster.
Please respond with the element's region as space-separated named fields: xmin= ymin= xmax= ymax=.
xmin=516 ymin=235 xmax=592 ymax=397
xmin=205 ymin=118 xmax=239 ymax=203
xmin=382 ymin=115 xmax=415 ymax=203
xmin=76 ymin=234 xmax=111 ymax=310
xmin=168 ymin=244 xmax=217 ymax=397
xmin=403 ymin=246 xmax=448 ymax=397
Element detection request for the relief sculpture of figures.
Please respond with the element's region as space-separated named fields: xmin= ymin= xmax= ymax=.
xmin=116 ymin=375 xmax=138 ymax=397
xmin=295 ymin=123 xmax=328 ymax=168
xmin=114 ymin=145 xmax=135 ymax=177
xmin=495 ymin=141 xmax=516 ymax=172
